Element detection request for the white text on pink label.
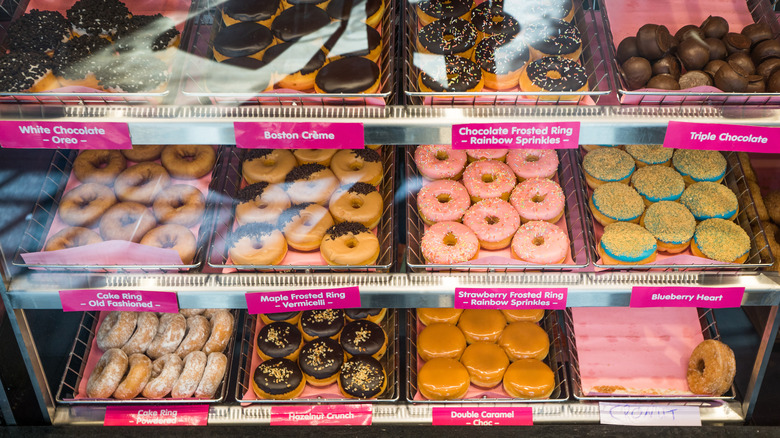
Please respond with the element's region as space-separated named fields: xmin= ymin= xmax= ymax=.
xmin=452 ymin=122 xmax=579 ymax=149
xmin=454 ymin=287 xmax=567 ymax=309
xmin=630 ymin=286 xmax=744 ymax=308
xmin=59 ymin=289 xmax=179 ymax=313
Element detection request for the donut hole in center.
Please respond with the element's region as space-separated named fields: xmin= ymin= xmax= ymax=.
xmin=179 ymin=152 xmax=197 ymax=162
xmin=533 ymin=236 xmax=545 ymax=246
xmin=492 ymin=15 xmax=504 ymax=24
xmin=262 ymin=158 xmax=277 ymax=167
xmin=525 ymin=155 xmax=540 ymax=163
xmin=436 ymin=194 xmax=452 ymax=204
xmin=435 ymin=150 xmax=450 ymax=161
xmin=443 ymin=33 xmax=456 ymax=42
xmin=481 ymin=174 xmax=495 ymax=183
xmin=443 ymin=232 xmax=458 ymax=246
xmin=696 ymin=358 xmax=706 ymax=374
xmin=532 ymin=194 xmax=547 ymax=203
xmin=351 ymin=198 xmax=364 ymax=209
xmin=93 ymin=158 xmax=110 ymax=169
xmin=485 ymin=215 xmax=500 ymax=225
xmin=77 ymin=198 xmax=93 ymax=208
xmin=119 ymin=215 xmax=138 ymax=227
xmin=160 ymin=237 xmax=177 ymax=248
xmin=546 ymin=70 xmax=562 ymax=80
xmin=345 ymin=237 xmax=359 ymax=248
xmin=349 ymin=161 xmax=364 ymax=171
xmin=257 ymin=202 xmax=269 ymax=210
xmin=252 ymin=241 xmax=264 ymax=250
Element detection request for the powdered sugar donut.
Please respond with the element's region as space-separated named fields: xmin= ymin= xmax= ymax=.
xmin=96 ymin=311 xmax=138 ymax=351
xmin=146 ymin=313 xmax=187 ymax=360
xmin=467 ymin=149 xmax=508 ymax=162
xmin=171 ymin=351 xmax=207 ymax=399
xmin=509 ymin=178 xmax=565 ymax=223
xmin=462 ymin=160 xmax=516 ymax=203
xmin=511 ymin=221 xmax=569 ymax=264
xmin=421 ymin=221 xmax=479 ymax=264
xmin=506 ymin=149 xmax=559 ymax=181
xmin=417 ymin=179 xmax=471 ymax=225
xmin=414 ymin=145 xmax=468 ymax=180
xmin=462 ymin=198 xmax=520 ymax=250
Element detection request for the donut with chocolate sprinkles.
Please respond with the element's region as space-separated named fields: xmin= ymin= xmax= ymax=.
xmin=256 ymin=321 xmax=303 ymax=361
xmin=419 ymin=55 xmax=484 ymax=92
xmin=228 ymin=222 xmax=288 ymax=265
xmin=284 ymin=164 xmax=340 ymax=205
xmin=52 ymin=35 xmax=112 ymax=86
xmin=298 ymin=337 xmax=344 ymax=386
xmin=114 ymin=14 xmax=180 ymax=53
xmin=338 ymin=355 xmax=387 ymax=398
xmin=299 ymin=309 xmax=345 ymax=341
xmin=95 ymin=55 xmax=169 ymax=93
xmin=252 ymin=358 xmax=305 ymax=400
xmin=321 ymin=221 xmax=380 ymax=265
xmin=8 ymin=10 xmax=70 ymax=54
xmin=67 ymin=0 xmax=131 ymax=36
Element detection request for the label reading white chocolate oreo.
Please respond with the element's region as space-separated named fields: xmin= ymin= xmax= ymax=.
xmin=0 ymin=121 xmax=131 ymax=149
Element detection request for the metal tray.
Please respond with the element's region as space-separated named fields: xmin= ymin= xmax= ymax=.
xmin=235 ymin=310 xmax=400 ymax=403
xmin=565 ymin=307 xmax=737 ymax=401
xmin=576 ymin=147 xmax=774 ymax=271
xmin=601 ymin=0 xmax=780 ymax=105
xmin=207 ymin=146 xmax=395 ymax=272
xmin=180 ymin=0 xmax=396 ymax=106
xmin=405 ymin=147 xmax=590 ymax=272
xmin=406 ymin=309 xmax=569 ymax=403
xmin=56 ymin=310 xmax=238 ymax=404
xmin=403 ymin=0 xmax=613 ymax=105
xmin=12 ymin=147 xmax=226 ymax=272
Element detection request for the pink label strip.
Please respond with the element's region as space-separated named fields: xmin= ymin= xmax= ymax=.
xmin=270 ymin=404 xmax=372 ymax=426
xmin=0 ymin=121 xmax=131 ymax=149
xmin=104 ymin=405 xmax=208 ymax=426
xmin=454 ymin=287 xmax=567 ymax=310
xmin=234 ymin=121 xmax=364 ymax=149
xmin=59 ymin=289 xmax=179 ymax=313
xmin=630 ymin=286 xmax=744 ymax=308
xmin=432 ymin=407 xmax=532 ymax=426
xmin=452 ymin=122 xmax=580 ymax=150
xmin=246 ymin=286 xmax=361 ymax=314
xmin=663 ymin=121 xmax=780 ymax=153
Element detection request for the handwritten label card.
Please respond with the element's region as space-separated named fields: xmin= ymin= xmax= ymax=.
xmin=663 ymin=121 xmax=780 ymax=153
xmin=454 ymin=287 xmax=567 ymax=309
xmin=270 ymin=405 xmax=372 ymax=426
xmin=432 ymin=407 xmax=532 ymax=426
xmin=59 ymin=289 xmax=179 ymax=313
xmin=630 ymin=286 xmax=744 ymax=308
xmin=234 ymin=122 xmax=364 ymax=149
xmin=599 ymin=403 xmax=701 ymax=426
xmin=246 ymin=286 xmax=360 ymax=314
xmin=452 ymin=122 xmax=579 ymax=149
xmin=104 ymin=405 xmax=208 ymax=426
xmin=0 ymin=121 xmax=131 ymax=149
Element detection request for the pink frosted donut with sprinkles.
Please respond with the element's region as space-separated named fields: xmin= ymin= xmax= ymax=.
xmin=506 ymin=149 xmax=559 ymax=181
xmin=414 ymin=145 xmax=468 ymax=180
xmin=509 ymin=177 xmax=565 ymax=223
xmin=462 ymin=159 xmax=516 ymax=203
xmin=421 ymin=221 xmax=479 ymax=264
xmin=466 ymin=149 xmax=508 ymax=162
xmin=417 ymin=179 xmax=471 ymax=225
xmin=511 ymin=221 xmax=569 ymax=264
xmin=462 ymin=198 xmax=520 ymax=250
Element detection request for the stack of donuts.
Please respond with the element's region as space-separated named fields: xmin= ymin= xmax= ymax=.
xmin=207 ymin=0 xmax=385 ymax=94
xmin=85 ymin=309 xmax=234 ymax=400
xmin=227 ymin=147 xmax=384 ymax=266
xmin=415 ymin=308 xmax=554 ymax=400
xmin=251 ymin=309 xmax=389 ymax=400
xmin=413 ymin=145 xmax=570 ymax=265
xmin=414 ymin=0 xmax=588 ymax=96
xmin=581 ymin=144 xmax=750 ymax=265
xmin=736 ymin=153 xmax=780 ymax=272
xmin=43 ymin=145 xmax=217 ymax=265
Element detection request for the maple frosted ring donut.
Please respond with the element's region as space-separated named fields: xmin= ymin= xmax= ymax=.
xmin=121 ymin=312 xmax=159 ymax=355
xmin=96 ymin=311 xmax=139 ymax=351
xmin=416 ymin=18 xmax=477 ymax=58
xmin=462 ymin=198 xmax=521 ymax=250
xmin=139 ymin=224 xmax=197 ymax=265
xmin=98 ymin=202 xmax=157 ymax=243
xmin=146 ymin=313 xmax=187 ymax=360
xmin=417 ymin=179 xmax=471 ymax=225
xmin=421 ymin=221 xmax=479 ymax=264
xmin=114 ymin=162 xmax=172 ymax=205
xmin=320 ymin=222 xmax=380 ymax=266
xmin=687 ymin=339 xmax=736 ymax=396
xmin=194 ymin=352 xmax=228 ymax=398
xmin=506 ymin=149 xmax=559 ymax=181
xmin=509 ymin=177 xmax=566 ymax=223
xmin=161 ymin=145 xmax=217 ymax=180
xmin=202 ymin=310 xmax=234 ymax=354
xmin=142 ymin=353 xmax=184 ymax=399
xmin=153 ymin=184 xmax=206 ymax=227
xmin=413 ymin=145 xmax=468 ymax=180
xmin=44 ymin=226 xmax=103 ymax=251
xmin=73 ymin=150 xmax=127 ymax=186
xmin=511 ymin=220 xmax=569 ymax=264
xmin=462 ymin=159 xmax=516 ymax=203
xmin=174 ymin=315 xmax=210 ymax=358
xmin=113 ymin=353 xmax=152 ymax=400
xmin=86 ymin=348 xmax=129 ymax=398
xmin=58 ymin=183 xmax=117 ymax=227
xmin=171 ymin=350 xmax=207 ymax=399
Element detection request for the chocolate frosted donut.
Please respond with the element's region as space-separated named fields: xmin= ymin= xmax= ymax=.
xmin=327 ymin=0 xmax=383 ymax=22
xmin=256 ymin=321 xmax=303 ymax=360
xmin=474 ymin=34 xmax=529 ymax=89
xmin=299 ymin=309 xmax=345 ymax=341
xmin=325 ymin=23 xmax=382 ymax=61
xmin=299 ymin=337 xmax=344 ymax=385
xmin=262 ymin=42 xmax=326 ymax=80
xmin=314 ymin=56 xmax=380 ymax=94
xmin=67 ymin=0 xmax=130 ymax=36
xmin=213 ymin=22 xmax=273 ymax=60
xmin=345 ymin=308 xmax=385 ymax=322
xmin=271 ymin=5 xmax=331 ymax=42
xmin=8 ymin=10 xmax=70 ymax=53
xmin=208 ymin=57 xmax=272 ymax=93
xmin=417 ymin=18 xmax=477 ymax=56
xmin=526 ymin=0 xmax=574 ymax=22
xmin=527 ymin=18 xmax=582 ymax=59
xmin=252 ymin=358 xmax=305 ymax=399
xmin=222 ymin=0 xmax=281 ymax=24
xmin=419 ymin=55 xmax=483 ymax=92
xmin=338 ymin=355 xmax=386 ymax=398
xmin=0 ymin=53 xmax=57 ymax=92
xmin=417 ymin=0 xmax=473 ymax=22
xmin=522 ymin=56 xmax=587 ymax=92
xmin=340 ymin=319 xmax=387 ymax=359
xmin=471 ymin=2 xmax=520 ymax=39
xmin=261 ymin=312 xmax=301 ymax=324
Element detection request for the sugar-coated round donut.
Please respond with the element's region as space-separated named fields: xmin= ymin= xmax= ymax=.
xmin=114 ymin=162 xmax=171 ymax=205
xmin=498 ymin=321 xmax=550 ymax=361
xmin=180 ymin=309 xmax=206 ymax=317
xmin=86 ymin=348 xmax=128 ymax=398
xmin=146 ymin=313 xmax=187 ymax=360
xmin=320 ymin=222 xmax=380 ymax=266
xmin=506 ymin=149 xmax=559 ymax=181
xmin=417 ymin=322 xmax=466 ymax=361
xmin=121 ymin=145 xmax=164 ymax=162
xmin=641 ymin=201 xmax=695 ymax=254
xmin=692 ymin=218 xmax=750 ymax=263
xmin=113 ymin=353 xmax=152 ymax=400
xmin=582 ymin=147 xmax=635 ymax=189
xmin=99 ymin=202 xmax=157 ymax=243
xmin=139 ymin=224 xmax=197 ymax=265
xmin=417 ymin=308 xmax=463 ymax=325
xmin=97 ymin=311 xmax=139 ymax=351
xmin=293 ymin=149 xmax=337 ymax=166
xmin=417 ymin=179 xmax=470 ymax=225
xmin=460 ymin=341 xmax=509 ymax=388
xmin=341 ymin=319 xmax=387 ymax=359
xmin=463 ymin=198 xmax=520 ymax=250
xmin=510 ymin=177 xmax=565 ymax=223
xmin=329 ymin=182 xmax=383 ymax=229
xmin=421 ymin=221 xmax=479 ymax=264
xmin=279 ymin=203 xmax=334 ymax=251
xmin=73 ymin=150 xmax=127 ymax=186
xmin=171 ymin=350 xmax=207 ymax=399
xmin=502 ymin=358 xmax=555 ymax=399
xmin=511 ymin=220 xmax=569 ymax=264
xmin=589 ymin=182 xmax=645 ymax=226
xmin=339 ymin=355 xmax=387 ymax=399
xmin=161 ymin=145 xmax=217 ymax=179
xmin=458 ymin=309 xmax=507 ymax=344
xmin=153 ymin=184 xmax=206 ymax=227
xmin=59 ymin=183 xmax=117 ymax=227
xmin=501 ymin=309 xmax=544 ymax=323
xmin=466 ymin=149 xmax=508 ymax=162
xmin=142 ymin=353 xmax=184 ymax=399
xmin=122 ymin=312 xmax=159 ymax=355
xmin=194 ymin=352 xmax=228 ymax=398
xmin=599 ymin=222 xmax=657 ymax=265
xmin=175 ymin=315 xmax=210 ymax=358
xmin=44 ymin=226 xmax=102 ymax=251
xmin=672 ymin=149 xmax=727 ymax=185
xmin=234 ymin=182 xmax=290 ymax=226
xmin=284 ymin=164 xmax=340 ymax=206
xmin=462 ymin=159 xmax=516 ymax=203
xmin=228 ymin=223 xmax=288 ymax=265
xmin=252 ymin=358 xmax=306 ymax=400
xmin=299 ymin=337 xmax=343 ymax=386
xmin=687 ymin=339 xmax=736 ymax=396
xmin=414 ymin=145 xmax=468 ymax=180
xmin=418 ymin=357 xmax=470 ymax=400
xmin=680 ymin=182 xmax=738 ymax=221
xmin=330 ymin=149 xmax=383 ymax=186
xmin=202 ymin=310 xmax=234 ymax=354
xmin=256 ymin=321 xmax=302 ymax=361
xmin=242 ymin=149 xmax=297 ymax=185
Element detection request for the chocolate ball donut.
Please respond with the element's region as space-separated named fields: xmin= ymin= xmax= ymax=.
xmin=652 ymin=54 xmax=681 ymax=79
xmin=99 ymin=201 xmax=157 ymax=242
xmin=746 ymin=75 xmax=766 ymax=92
xmin=751 ymin=39 xmax=780 ymax=65
xmin=742 ymin=23 xmax=773 ymax=46
xmin=622 ymin=57 xmax=652 ymax=89
xmin=728 ymin=52 xmax=755 ymax=75
xmin=636 ymin=23 xmax=673 ymax=60
xmin=758 ymin=58 xmax=780 ymax=81
xmin=616 ymin=36 xmax=639 ymax=64
xmin=674 ymin=24 xmax=703 ymax=42
xmin=705 ymin=59 xmax=728 ymax=77
xmin=73 ymin=150 xmax=127 ymax=186
xmin=679 ymin=70 xmax=713 ymax=89
xmin=700 ymin=16 xmax=728 ymax=39
xmin=705 ymin=37 xmax=728 ymax=61
xmin=677 ymin=38 xmax=710 ymax=71
xmin=714 ymin=62 xmax=748 ymax=92
xmin=723 ymin=32 xmax=751 ymax=54
xmin=647 ymin=74 xmax=680 ymax=90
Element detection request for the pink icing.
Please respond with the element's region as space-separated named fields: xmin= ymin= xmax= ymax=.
xmin=417 ymin=179 xmax=471 ymax=224
xmin=462 ymin=198 xmax=520 ymax=247
xmin=462 ymin=160 xmax=517 ymax=201
xmin=509 ymin=178 xmax=565 ymax=222
xmin=421 ymin=221 xmax=479 ymax=264
xmin=466 ymin=149 xmax=508 ymax=161
xmin=511 ymin=221 xmax=569 ymax=264
xmin=414 ymin=145 xmax=468 ymax=180
xmin=506 ymin=149 xmax=559 ymax=180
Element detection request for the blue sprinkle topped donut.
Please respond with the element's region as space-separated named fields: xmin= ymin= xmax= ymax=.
xmin=680 ymin=182 xmax=738 ymax=221
xmin=599 ymin=222 xmax=657 ymax=265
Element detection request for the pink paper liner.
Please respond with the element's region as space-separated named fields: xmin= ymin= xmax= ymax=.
xmin=571 ymin=307 xmax=704 ymax=397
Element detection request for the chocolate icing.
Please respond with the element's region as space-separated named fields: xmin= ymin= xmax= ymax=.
xmin=95 ymin=55 xmax=168 ymax=92
xmin=420 ymin=54 xmax=482 ymax=92
xmin=678 ymin=70 xmax=713 ymax=89
xmin=741 ymin=23 xmax=773 ymax=46
xmin=474 ymin=34 xmax=529 ymax=75
xmin=223 ymin=0 xmax=280 ymax=22
xmin=418 ymin=18 xmax=477 ymax=55
xmin=264 ymin=312 xmax=301 ymax=322
xmin=700 ymin=15 xmax=728 ymax=39
xmin=299 ymin=337 xmax=344 ymax=379
xmin=327 ymin=0 xmax=383 ymax=21
xmin=751 ymin=39 xmax=780 ymax=65
xmin=728 ymin=52 xmax=755 ymax=75
xmin=622 ymin=57 xmax=651 ymax=89
xmin=300 ymin=309 xmax=345 ymax=339
xmin=214 ymin=22 xmax=273 ymax=58
xmin=652 ymin=54 xmax=680 ymax=79
xmin=115 ymin=14 xmax=180 ymax=52
xmin=339 ymin=355 xmax=385 ymax=398
xmin=636 ymin=23 xmax=673 ymax=60
xmin=262 ymin=42 xmax=325 ymax=75
xmin=527 ymin=18 xmax=581 ymax=56
xmin=324 ymin=23 xmax=381 ymax=57
xmin=340 ymin=320 xmax=386 ymax=357
xmin=285 ymin=164 xmax=327 ymax=182
xmin=0 ymin=52 xmax=53 ymax=92
xmin=243 ymin=149 xmax=274 ymax=161
xmin=253 ymin=358 xmax=303 ymax=395
xmin=723 ymin=32 xmax=751 ymax=54
xmin=271 ymin=5 xmax=330 ymax=42
xmin=67 ymin=0 xmax=130 ymax=35
xmin=52 ymin=35 xmax=112 ymax=79
xmin=315 ymin=56 xmax=379 ymax=93
xmin=616 ymin=36 xmax=639 ymax=64
xmin=257 ymin=321 xmax=302 ymax=358
xmin=417 ymin=0 xmax=472 ymax=20
xmin=8 ymin=10 xmax=69 ymax=53
xmin=746 ymin=74 xmax=765 ymax=92
xmin=236 ymin=182 xmax=270 ymax=203
xmin=325 ymin=221 xmax=371 ymax=239
xmin=471 ymin=1 xmax=520 ymax=39
xmin=525 ymin=56 xmax=587 ymax=91
xmin=352 ymin=149 xmax=381 ymax=162
xmin=705 ymin=37 xmax=727 ymax=61
xmin=677 ymin=38 xmax=709 ymax=71
xmin=757 ymin=58 xmax=780 ymax=81
xmin=646 ymin=74 xmax=680 ymax=90
xmin=345 ymin=308 xmax=383 ymax=319
xmin=674 ymin=24 xmax=702 ymax=42
xmin=714 ymin=62 xmax=748 ymax=92
xmin=287 ymin=0 xmax=327 ymax=5
xmin=277 ymin=203 xmax=315 ymax=228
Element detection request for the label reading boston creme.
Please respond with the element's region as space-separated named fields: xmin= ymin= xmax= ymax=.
xmin=663 ymin=121 xmax=780 ymax=153
xmin=452 ymin=122 xmax=579 ymax=149
xmin=0 ymin=121 xmax=131 ymax=149
xmin=455 ymin=287 xmax=567 ymax=309
xmin=246 ymin=286 xmax=360 ymax=314
xmin=59 ymin=289 xmax=179 ymax=313
xmin=234 ymin=122 xmax=364 ymax=149
xmin=630 ymin=286 xmax=744 ymax=308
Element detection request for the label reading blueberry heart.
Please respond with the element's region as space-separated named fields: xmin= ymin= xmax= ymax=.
xmin=630 ymin=286 xmax=744 ymax=308
xmin=0 ymin=121 xmax=131 ymax=149
xmin=663 ymin=121 xmax=780 ymax=153
xmin=234 ymin=121 xmax=364 ymax=149
xmin=452 ymin=122 xmax=579 ymax=149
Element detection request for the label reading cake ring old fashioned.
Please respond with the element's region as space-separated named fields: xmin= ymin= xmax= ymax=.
xmin=663 ymin=121 xmax=780 ymax=153
xmin=234 ymin=122 xmax=364 ymax=149
xmin=452 ymin=122 xmax=580 ymax=149
xmin=246 ymin=286 xmax=361 ymax=314
xmin=630 ymin=286 xmax=744 ymax=308
xmin=454 ymin=287 xmax=567 ymax=309
xmin=0 ymin=121 xmax=131 ymax=149
xmin=59 ymin=289 xmax=179 ymax=313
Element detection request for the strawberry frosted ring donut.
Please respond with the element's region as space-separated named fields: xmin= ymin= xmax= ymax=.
xmin=175 ymin=315 xmax=210 ymax=358
xmin=421 ymin=221 xmax=479 ymax=264
xmin=507 ymin=149 xmax=559 ymax=181
xmin=511 ymin=220 xmax=569 ymax=264
xmin=142 ymin=353 xmax=184 ymax=399
xmin=414 ymin=145 xmax=467 ymax=180
xmin=86 ymin=348 xmax=128 ymax=398
xmin=96 ymin=311 xmax=139 ymax=351
xmin=462 ymin=198 xmax=520 ymax=250
xmin=466 ymin=149 xmax=508 ymax=162
xmin=171 ymin=351 xmax=207 ymax=399
xmin=122 ymin=312 xmax=159 ymax=355
xmin=202 ymin=310 xmax=234 ymax=354
xmin=146 ymin=313 xmax=187 ymax=360
xmin=234 ymin=182 xmax=291 ymax=226
xmin=417 ymin=179 xmax=470 ymax=226
xmin=113 ymin=353 xmax=152 ymax=400
xmin=59 ymin=183 xmax=117 ymax=227
xmin=462 ymin=160 xmax=516 ymax=203
xmin=509 ymin=178 xmax=565 ymax=223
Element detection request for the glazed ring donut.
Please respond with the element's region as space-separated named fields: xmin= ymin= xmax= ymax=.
xmin=86 ymin=348 xmax=129 ymax=398
xmin=122 ymin=145 xmax=164 ymax=162
xmin=228 ymin=223 xmax=288 ymax=265
xmin=687 ymin=339 xmax=736 ymax=396
xmin=234 ymin=182 xmax=291 ymax=226
xmin=113 ymin=353 xmax=152 ymax=400
xmin=152 ymin=184 xmax=206 ymax=227
xmin=146 ymin=313 xmax=187 ymax=360
xmin=114 ymin=162 xmax=171 ymax=205
xmin=320 ymin=222 xmax=380 ymax=266
xmin=142 ymin=353 xmax=184 ymax=399
xmin=161 ymin=145 xmax=217 ymax=179
xmin=44 ymin=226 xmax=102 ymax=251
xmin=293 ymin=149 xmax=337 ymax=166
xmin=242 ymin=149 xmax=297 ymax=185
xmin=73 ymin=150 xmax=127 ymax=186
xmin=171 ymin=350 xmax=207 ymax=399
xmin=329 ymin=182 xmax=383 ymax=229
xmin=121 ymin=312 xmax=159 ymax=355
xmin=139 ymin=224 xmax=197 ymax=265
xmin=99 ymin=202 xmax=157 ymax=243
xmin=59 ymin=183 xmax=117 ymax=227
xmin=279 ymin=203 xmax=335 ymax=251
xmin=202 ymin=310 xmax=234 ymax=354
xmin=330 ymin=149 xmax=384 ymax=186
xmin=194 ymin=352 xmax=228 ymax=398
xmin=175 ymin=315 xmax=210 ymax=358
xmin=96 ymin=311 xmax=139 ymax=351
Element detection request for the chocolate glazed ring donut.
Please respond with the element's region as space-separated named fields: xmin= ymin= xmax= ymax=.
xmin=521 ymin=56 xmax=587 ymax=92
xmin=471 ymin=2 xmax=520 ymax=40
xmin=271 ymin=5 xmax=331 ymax=42
xmin=419 ymin=55 xmax=483 ymax=92
xmin=527 ymin=18 xmax=582 ymax=60
xmin=417 ymin=0 xmax=473 ymax=23
xmin=417 ymin=18 xmax=478 ymax=57
xmin=474 ymin=35 xmax=529 ymax=89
